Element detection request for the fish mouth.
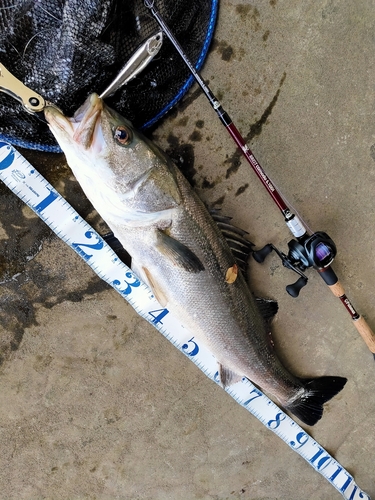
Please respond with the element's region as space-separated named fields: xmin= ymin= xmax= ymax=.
xmin=45 ymin=93 xmax=103 ymax=151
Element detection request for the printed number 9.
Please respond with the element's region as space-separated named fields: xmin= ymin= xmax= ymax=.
xmin=290 ymin=431 xmax=309 ymax=450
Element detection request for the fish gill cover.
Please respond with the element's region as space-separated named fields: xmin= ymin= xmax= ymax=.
xmin=0 ymin=0 xmax=218 ymax=152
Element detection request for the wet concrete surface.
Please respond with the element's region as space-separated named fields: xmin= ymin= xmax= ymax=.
xmin=1 ymin=1 xmax=375 ymax=498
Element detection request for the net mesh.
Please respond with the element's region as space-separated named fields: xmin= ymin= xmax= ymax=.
xmin=0 ymin=0 xmax=217 ymax=151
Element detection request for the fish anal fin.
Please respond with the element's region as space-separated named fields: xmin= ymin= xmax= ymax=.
xmin=156 ymin=230 xmax=204 ymax=273
xmin=142 ymin=266 xmax=168 ymax=307
xmin=219 ymin=364 xmax=242 ymax=387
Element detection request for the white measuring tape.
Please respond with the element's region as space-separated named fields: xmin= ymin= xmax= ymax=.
xmin=0 ymin=141 xmax=370 ymax=500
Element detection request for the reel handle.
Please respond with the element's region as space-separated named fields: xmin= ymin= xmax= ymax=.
xmin=286 ymin=276 xmax=308 ymax=298
xmin=253 ymin=244 xmax=273 ymax=263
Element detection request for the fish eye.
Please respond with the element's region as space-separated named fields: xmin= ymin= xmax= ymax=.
xmin=114 ymin=126 xmax=131 ymax=145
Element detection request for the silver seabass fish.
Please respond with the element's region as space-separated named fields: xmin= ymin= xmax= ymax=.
xmin=45 ymin=94 xmax=346 ymax=426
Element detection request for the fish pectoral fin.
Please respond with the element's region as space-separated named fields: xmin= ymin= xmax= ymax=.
xmin=156 ymin=230 xmax=204 ymax=273
xmin=142 ymin=267 xmax=168 ymax=307
xmin=255 ymin=297 xmax=278 ymax=324
xmin=218 ymin=364 xmax=243 ymax=387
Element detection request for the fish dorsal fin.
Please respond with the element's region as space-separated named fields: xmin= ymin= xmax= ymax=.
xmin=255 ymin=297 xmax=279 ymax=324
xmin=210 ymin=209 xmax=253 ymax=275
xmin=156 ymin=230 xmax=205 ymax=273
xmin=218 ymin=364 xmax=243 ymax=387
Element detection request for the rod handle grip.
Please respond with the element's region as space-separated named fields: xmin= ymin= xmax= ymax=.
xmin=353 ymin=316 xmax=375 ymax=354
xmin=328 ymin=280 xmax=375 ymax=353
xmin=328 ymin=280 xmax=345 ymax=297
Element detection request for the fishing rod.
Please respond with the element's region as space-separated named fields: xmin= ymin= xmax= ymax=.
xmin=144 ymin=0 xmax=375 ymax=357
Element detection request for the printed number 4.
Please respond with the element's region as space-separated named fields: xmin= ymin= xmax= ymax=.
xmin=148 ymin=308 xmax=169 ymax=325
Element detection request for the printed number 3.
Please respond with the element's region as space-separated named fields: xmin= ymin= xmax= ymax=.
xmin=113 ymin=272 xmax=141 ymax=296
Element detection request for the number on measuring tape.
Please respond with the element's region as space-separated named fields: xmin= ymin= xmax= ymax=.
xmin=34 ymin=188 xmax=59 ymax=213
xmin=290 ymin=431 xmax=309 ymax=450
xmin=182 ymin=337 xmax=199 ymax=356
xmin=113 ymin=271 xmax=141 ymax=296
xmin=267 ymin=412 xmax=286 ymax=429
xmin=148 ymin=308 xmax=169 ymax=325
xmin=0 ymin=142 xmax=15 ymax=170
xmin=310 ymin=447 xmax=333 ymax=472
xmin=71 ymin=231 xmax=104 ymax=260
xmin=243 ymin=388 xmax=262 ymax=406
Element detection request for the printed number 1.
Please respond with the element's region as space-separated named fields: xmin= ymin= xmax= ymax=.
xmin=34 ymin=188 xmax=58 ymax=213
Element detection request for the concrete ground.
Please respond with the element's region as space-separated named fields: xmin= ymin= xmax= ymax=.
xmin=1 ymin=1 xmax=374 ymax=498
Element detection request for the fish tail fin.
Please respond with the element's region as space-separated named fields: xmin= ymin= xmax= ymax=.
xmin=286 ymin=376 xmax=347 ymax=426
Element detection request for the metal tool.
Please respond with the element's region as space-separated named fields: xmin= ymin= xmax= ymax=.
xmin=145 ymin=0 xmax=375 ymax=357
xmin=0 ymin=31 xmax=163 ymax=115
xmin=100 ymin=31 xmax=163 ymax=99
xmin=0 ymin=62 xmax=46 ymax=114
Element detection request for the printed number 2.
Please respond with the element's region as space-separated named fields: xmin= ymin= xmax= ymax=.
xmin=72 ymin=231 xmax=104 ymax=260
